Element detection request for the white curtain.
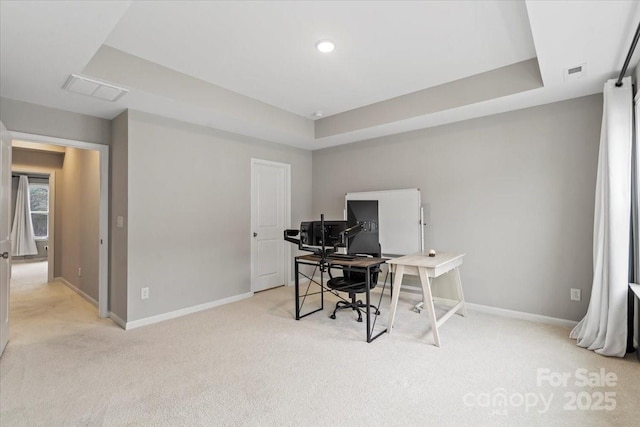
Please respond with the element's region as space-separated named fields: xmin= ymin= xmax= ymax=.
xmin=633 ymin=91 xmax=640 ymax=346
xmin=631 ymin=90 xmax=640 ymax=283
xmin=570 ymin=77 xmax=633 ymax=357
xmin=10 ymin=175 xmax=37 ymax=256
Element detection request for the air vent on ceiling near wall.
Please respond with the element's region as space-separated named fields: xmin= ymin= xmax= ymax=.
xmin=564 ymin=63 xmax=586 ymax=81
xmin=62 ymin=74 xmax=128 ymax=102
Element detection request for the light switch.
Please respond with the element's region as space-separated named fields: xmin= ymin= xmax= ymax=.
xmin=117 ymin=216 xmax=124 ymax=228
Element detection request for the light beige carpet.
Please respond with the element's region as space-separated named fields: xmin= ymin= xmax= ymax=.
xmin=1 ymin=278 xmax=639 ymax=426
xmin=9 ymin=260 xmax=48 ymax=290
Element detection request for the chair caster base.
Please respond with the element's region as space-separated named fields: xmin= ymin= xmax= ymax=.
xmin=330 ymin=297 xmax=380 ymax=322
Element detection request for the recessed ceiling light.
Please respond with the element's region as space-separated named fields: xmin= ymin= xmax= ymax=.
xmin=316 ymin=40 xmax=335 ymax=53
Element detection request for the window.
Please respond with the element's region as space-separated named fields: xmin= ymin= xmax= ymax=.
xmin=29 ymin=182 xmax=49 ymax=239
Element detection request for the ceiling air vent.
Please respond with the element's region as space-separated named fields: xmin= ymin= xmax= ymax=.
xmin=62 ymin=74 xmax=128 ymax=102
xmin=564 ymin=64 xmax=586 ymax=81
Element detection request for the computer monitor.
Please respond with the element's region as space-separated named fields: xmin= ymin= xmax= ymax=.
xmin=346 ymin=200 xmax=379 ymax=254
xmin=299 ymin=220 xmax=347 ymax=252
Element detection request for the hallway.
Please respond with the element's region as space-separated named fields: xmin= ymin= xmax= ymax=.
xmin=10 ymin=261 xmax=47 ymax=290
xmin=9 ymin=261 xmax=106 ymax=346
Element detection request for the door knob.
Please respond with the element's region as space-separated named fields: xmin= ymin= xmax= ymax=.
xmin=0 ymin=252 xmax=8 ymax=259
xmin=253 ymin=232 xmax=258 ymax=237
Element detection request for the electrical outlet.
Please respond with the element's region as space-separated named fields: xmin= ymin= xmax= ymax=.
xmin=570 ymin=288 xmax=581 ymax=302
xmin=117 ymin=216 xmax=124 ymax=228
xmin=78 ymin=267 xmax=82 ymax=277
xmin=141 ymin=287 xmax=149 ymax=300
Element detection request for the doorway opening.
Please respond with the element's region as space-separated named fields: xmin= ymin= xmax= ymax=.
xmin=9 ymin=170 xmax=52 ymax=293
xmin=9 ymin=132 xmax=109 ymax=318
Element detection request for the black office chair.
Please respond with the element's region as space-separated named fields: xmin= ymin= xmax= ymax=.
xmin=326 ymin=244 xmax=382 ymax=322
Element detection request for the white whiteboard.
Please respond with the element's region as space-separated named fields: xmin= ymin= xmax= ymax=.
xmin=346 ymin=189 xmax=422 ymax=256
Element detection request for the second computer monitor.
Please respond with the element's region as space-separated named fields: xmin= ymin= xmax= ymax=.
xmin=299 ymin=220 xmax=347 ymax=250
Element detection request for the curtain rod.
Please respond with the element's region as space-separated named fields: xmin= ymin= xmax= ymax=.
xmin=616 ymin=20 xmax=640 ymax=87
xmin=11 ymin=173 xmax=49 ymax=179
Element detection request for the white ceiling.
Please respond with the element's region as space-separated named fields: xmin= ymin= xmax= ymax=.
xmin=104 ymin=0 xmax=536 ymax=118
xmin=1 ymin=1 xmax=639 ymax=150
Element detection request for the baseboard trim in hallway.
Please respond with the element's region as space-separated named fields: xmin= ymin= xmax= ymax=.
xmin=108 ymin=312 xmax=126 ymax=329
xmin=55 ymin=276 xmax=98 ymax=307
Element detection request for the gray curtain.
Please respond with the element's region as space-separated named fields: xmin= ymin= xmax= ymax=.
xmin=10 ymin=175 xmax=37 ymax=256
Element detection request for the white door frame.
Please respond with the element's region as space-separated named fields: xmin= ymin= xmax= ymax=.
xmin=1 ymin=121 xmax=11 ymax=357
xmin=10 ymin=132 xmax=109 ymax=318
xmin=10 ymin=167 xmax=56 ymax=283
xmin=250 ymin=158 xmax=291 ymax=291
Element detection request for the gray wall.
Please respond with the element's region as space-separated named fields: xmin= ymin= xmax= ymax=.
xmin=1 ymin=92 xmax=604 ymax=324
xmin=1 ymin=98 xmax=312 ymax=325
xmin=57 ymin=147 xmax=101 ymax=300
xmin=110 ymin=111 xmax=128 ymax=321
xmin=126 ymin=111 xmax=312 ymax=321
xmin=0 ymin=97 xmax=111 ymax=145
xmin=312 ymin=94 xmax=603 ymax=322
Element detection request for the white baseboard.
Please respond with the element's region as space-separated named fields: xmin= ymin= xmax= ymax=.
xmin=292 ymin=278 xmax=578 ymax=328
xmin=410 ymin=296 xmax=578 ymax=329
xmin=124 ymin=291 xmax=254 ymax=330
xmin=459 ymin=300 xmax=578 ymax=328
xmin=55 ymin=276 xmax=98 ymax=307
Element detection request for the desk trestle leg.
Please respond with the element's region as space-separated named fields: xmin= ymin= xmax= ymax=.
xmin=418 ymin=267 xmax=441 ymax=347
xmin=453 ymin=267 xmax=467 ymax=317
xmin=387 ymin=264 xmax=404 ymax=334
xmin=413 ymin=268 xmax=466 ymax=317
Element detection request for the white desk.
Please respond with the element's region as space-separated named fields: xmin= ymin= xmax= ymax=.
xmin=387 ymin=251 xmax=466 ymax=347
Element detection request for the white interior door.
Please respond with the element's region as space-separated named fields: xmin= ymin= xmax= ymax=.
xmin=251 ymin=159 xmax=290 ymax=292
xmin=0 ymin=121 xmax=11 ymax=356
